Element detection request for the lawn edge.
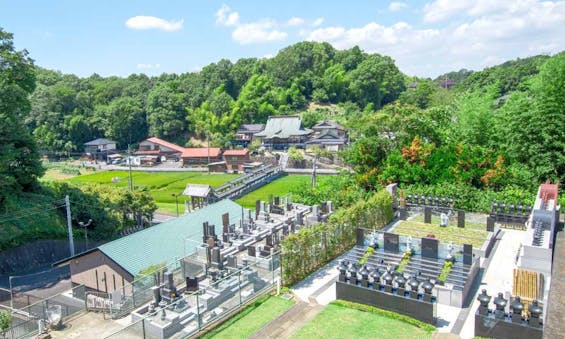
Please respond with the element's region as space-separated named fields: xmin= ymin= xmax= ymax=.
xmin=331 ymin=299 xmax=436 ymax=333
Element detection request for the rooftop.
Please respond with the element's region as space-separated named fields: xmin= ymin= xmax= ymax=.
xmin=84 ymin=138 xmax=116 ymax=146
xmin=144 ymin=137 xmax=187 ymax=153
xmin=182 ymin=147 xmax=222 ymax=158
xmin=97 ymin=199 xmax=242 ymax=276
xmin=254 ymin=116 xmax=312 ymax=139
xmin=224 ymin=149 xmax=249 ymax=156
xmin=237 ymin=124 xmax=265 ymax=133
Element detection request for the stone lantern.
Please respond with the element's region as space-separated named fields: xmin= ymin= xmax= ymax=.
xmin=476 ymin=289 xmax=491 ymax=315
xmin=493 ymin=292 xmax=507 ymax=319
xmin=348 ymin=264 xmax=358 ymax=285
xmin=382 ymin=271 xmax=394 ymax=293
xmin=360 ymin=265 xmax=370 ymax=287
xmin=338 ymin=260 xmax=348 ymax=282
xmin=407 ymin=277 xmax=420 ymax=299
xmin=395 ymin=275 xmax=407 ymax=296
xmin=510 ymin=296 xmax=524 ymax=323
xmin=528 ymin=300 xmax=543 ymax=328
xmin=421 ymin=280 xmax=434 ymax=302
xmin=370 ymin=269 xmax=382 ymax=289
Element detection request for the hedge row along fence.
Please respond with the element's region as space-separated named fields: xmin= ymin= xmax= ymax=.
xmin=281 ymin=190 xmax=393 ymax=286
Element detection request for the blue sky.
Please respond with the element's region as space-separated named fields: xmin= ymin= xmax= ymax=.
xmin=1 ymin=0 xmax=564 ymax=78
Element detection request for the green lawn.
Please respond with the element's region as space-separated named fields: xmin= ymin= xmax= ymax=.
xmin=411 ymin=214 xmax=485 ymax=231
xmin=235 ymin=175 xmax=329 ymax=209
xmin=68 ymin=170 xmax=239 ymax=214
xmin=392 ymin=220 xmax=488 ymax=247
xmin=201 ymin=294 xmax=294 ymax=339
xmin=292 ymin=302 xmax=433 ymax=339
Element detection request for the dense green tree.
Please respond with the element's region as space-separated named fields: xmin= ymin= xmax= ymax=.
xmin=0 ymin=28 xmax=44 ymax=203
xmin=103 ymin=97 xmax=147 ymax=147
xmin=348 ymin=54 xmax=405 ymax=108
xmin=146 ymin=81 xmax=188 ymax=142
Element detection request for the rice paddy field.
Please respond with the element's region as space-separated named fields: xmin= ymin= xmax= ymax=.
xmin=68 ymin=170 xmax=239 ymax=214
xmin=60 ymin=170 xmax=320 ymax=214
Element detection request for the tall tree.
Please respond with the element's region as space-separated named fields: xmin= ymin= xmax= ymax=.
xmin=0 ymin=28 xmax=44 ymax=203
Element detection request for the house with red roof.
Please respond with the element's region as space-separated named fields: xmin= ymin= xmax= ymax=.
xmin=182 ymin=147 xmax=222 ymax=166
xmin=135 ymin=137 xmax=186 ymax=162
xmin=223 ymin=149 xmax=250 ymax=172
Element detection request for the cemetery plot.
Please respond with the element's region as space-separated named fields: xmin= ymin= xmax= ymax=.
xmin=391 ymin=220 xmax=488 ymax=247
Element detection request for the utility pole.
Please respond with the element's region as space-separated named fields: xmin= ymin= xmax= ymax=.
xmin=65 ymin=195 xmax=75 ymax=256
xmin=207 ymin=132 xmax=210 ymax=175
xmin=311 ymin=155 xmax=317 ymax=188
xmin=128 ymin=144 xmax=133 ymax=191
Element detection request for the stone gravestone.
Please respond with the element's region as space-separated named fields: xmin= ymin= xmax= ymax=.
xmin=266 ymin=234 xmax=274 ymax=247
xmin=356 ymin=228 xmax=365 ymax=246
xmin=222 ymin=213 xmax=229 ymax=228
xmin=384 ymin=232 xmax=399 ymax=252
xmin=186 ymin=277 xmax=199 ymax=292
xmin=247 ymin=245 xmax=256 ymax=257
xmin=424 ymin=207 xmax=432 ymax=224
xmin=211 ymin=247 xmax=222 ymax=268
xmin=421 ymin=237 xmax=438 ymax=259
xmin=463 ymin=244 xmax=473 ymax=265
xmin=255 ymin=200 xmax=261 ymax=219
xmin=458 ymin=210 xmax=465 ymax=228
xmin=399 ymin=208 xmax=408 ymax=220
xmin=227 ymin=255 xmax=237 ymax=268
xmin=486 ymin=216 xmax=495 ymax=232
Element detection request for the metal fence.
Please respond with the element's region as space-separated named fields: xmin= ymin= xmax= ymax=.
xmin=3 ymin=284 xmax=87 ymax=339
xmin=104 ymin=253 xmax=280 ymax=339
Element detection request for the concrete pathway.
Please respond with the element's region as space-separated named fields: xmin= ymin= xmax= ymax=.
xmin=458 ymin=229 xmax=524 ymax=338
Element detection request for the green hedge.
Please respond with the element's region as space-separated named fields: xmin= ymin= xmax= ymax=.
xmin=282 ymin=190 xmax=393 ymax=286
xmin=332 ymin=300 xmax=436 ymax=332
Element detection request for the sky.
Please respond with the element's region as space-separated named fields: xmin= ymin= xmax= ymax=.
xmin=1 ymin=0 xmax=564 ymax=78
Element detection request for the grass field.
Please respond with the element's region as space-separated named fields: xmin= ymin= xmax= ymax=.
xmin=292 ymin=302 xmax=433 ymax=339
xmin=392 ymin=219 xmax=488 ymax=247
xmin=201 ymin=294 xmax=294 ymax=339
xmin=235 ymin=175 xmax=329 ymax=209
xmin=68 ymin=171 xmax=239 ymax=214
xmin=411 ymin=214 xmax=485 ymax=231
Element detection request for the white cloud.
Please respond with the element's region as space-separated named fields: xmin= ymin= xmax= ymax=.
xmin=388 ymin=2 xmax=408 ymax=12
xmin=308 ymin=0 xmax=565 ymax=77
xmin=216 ymin=4 xmax=239 ymax=26
xmin=126 ymin=16 xmax=183 ymax=31
xmin=137 ymin=63 xmax=161 ymax=69
xmin=312 ymin=17 xmax=325 ymax=27
xmin=287 ymin=17 xmax=306 ymax=26
xmin=215 ymin=5 xmax=287 ymax=44
xmin=233 ymin=20 xmax=287 ymax=44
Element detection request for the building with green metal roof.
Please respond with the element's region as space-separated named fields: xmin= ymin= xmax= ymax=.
xmin=253 ymin=115 xmax=312 ymax=149
xmin=63 ymin=199 xmax=243 ymax=293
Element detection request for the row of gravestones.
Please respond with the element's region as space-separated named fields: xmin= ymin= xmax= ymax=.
xmin=400 ymin=206 xmax=466 ymax=228
xmin=356 ymin=229 xmax=473 ymax=264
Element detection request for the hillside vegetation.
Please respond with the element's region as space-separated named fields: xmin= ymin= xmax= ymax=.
xmin=1 ymin=25 xmax=563 ymax=251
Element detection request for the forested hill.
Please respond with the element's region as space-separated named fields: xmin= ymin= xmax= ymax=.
xmin=27 ymin=41 xmax=552 ymax=153
xmin=1 ymin=27 xmax=564 ymax=251
xmin=28 ymin=42 xmax=403 ymax=151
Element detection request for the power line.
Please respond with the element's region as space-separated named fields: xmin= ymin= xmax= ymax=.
xmin=0 ymin=204 xmax=65 ymax=224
